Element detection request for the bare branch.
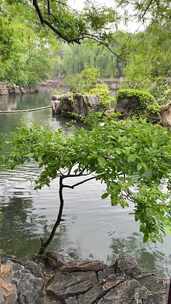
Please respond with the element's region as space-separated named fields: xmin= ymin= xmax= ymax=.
xmin=62 ymin=172 xmax=92 ymax=178
xmin=83 ymin=34 xmax=120 ymax=58
xmin=38 ymin=173 xmax=97 ymax=254
xmin=33 ymin=0 xmax=44 ymax=24
xmin=63 ymin=176 xmax=97 ymax=189
xmin=139 ymin=0 xmax=154 ymax=21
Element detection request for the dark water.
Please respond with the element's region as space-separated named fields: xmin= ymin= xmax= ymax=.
xmin=0 ymin=92 xmax=171 ymax=275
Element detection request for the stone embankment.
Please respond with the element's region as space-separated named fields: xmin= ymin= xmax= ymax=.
xmin=0 ymin=80 xmax=63 ymax=96
xmin=0 ymin=253 xmax=169 ymax=304
xmin=0 ymin=83 xmax=39 ymax=96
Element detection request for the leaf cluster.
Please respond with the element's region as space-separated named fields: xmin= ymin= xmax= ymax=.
xmin=88 ymin=83 xmax=115 ymax=109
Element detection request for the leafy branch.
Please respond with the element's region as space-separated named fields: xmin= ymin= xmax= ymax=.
xmin=32 ymin=0 xmax=120 ymax=58
xmin=4 ymin=116 xmax=171 ymax=254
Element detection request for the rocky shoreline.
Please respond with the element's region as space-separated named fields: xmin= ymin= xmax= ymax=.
xmin=0 ymin=80 xmax=63 ymax=96
xmin=0 ymin=83 xmax=39 ymax=95
xmin=0 ymin=252 xmax=169 ymax=304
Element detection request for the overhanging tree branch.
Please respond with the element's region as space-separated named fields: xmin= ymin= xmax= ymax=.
xmin=63 ymin=176 xmax=97 ymax=189
xmin=33 ymin=0 xmax=44 ymax=24
xmin=33 ymin=0 xmax=73 ymax=42
xmin=32 ymin=0 xmax=121 ymax=57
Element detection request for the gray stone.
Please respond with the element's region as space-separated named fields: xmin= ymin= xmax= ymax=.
xmin=160 ymin=102 xmax=171 ymax=127
xmin=24 ymin=260 xmax=43 ymax=277
xmin=45 ymin=252 xmax=65 ymax=269
xmin=100 ymin=279 xmax=141 ymax=304
xmin=114 ymin=256 xmax=141 ymax=278
xmin=47 ymin=271 xmax=97 ymax=299
xmin=12 ymin=262 xmax=44 ymax=304
xmin=78 ymin=284 xmax=103 ymax=304
xmin=0 ymin=292 xmax=5 ymax=304
xmin=61 ymin=260 xmax=104 ymax=273
xmin=65 ymin=297 xmax=78 ymax=304
xmin=115 ymin=96 xmax=140 ymax=118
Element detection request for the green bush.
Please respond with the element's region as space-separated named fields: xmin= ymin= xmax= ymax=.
xmin=117 ymin=88 xmax=156 ymax=113
xmin=88 ymin=83 xmax=114 ymax=109
xmin=149 ymin=78 xmax=171 ymax=105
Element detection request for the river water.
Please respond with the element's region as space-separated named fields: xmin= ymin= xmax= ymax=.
xmin=0 ymin=92 xmax=171 ymax=275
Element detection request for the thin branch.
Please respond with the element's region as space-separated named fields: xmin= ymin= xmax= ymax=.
xmin=78 ymin=168 xmax=87 ymax=175
xmin=63 ymin=176 xmax=97 ymax=189
xmin=81 ymin=34 xmax=121 ymax=59
xmin=47 ymin=0 xmax=51 ymax=15
xmin=67 ymin=167 xmax=72 ymax=175
xmin=140 ymin=0 xmax=154 ymax=21
xmin=62 ymin=173 xmax=92 ymax=179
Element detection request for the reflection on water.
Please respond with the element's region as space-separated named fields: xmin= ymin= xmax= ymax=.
xmin=110 ymin=233 xmax=170 ymax=274
xmin=0 ymin=93 xmax=171 ymax=275
xmin=0 ymin=91 xmax=50 ymax=112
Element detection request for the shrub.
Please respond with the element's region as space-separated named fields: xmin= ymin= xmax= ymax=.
xmin=89 ymin=83 xmax=114 ymax=109
xmin=117 ymin=88 xmax=156 ymax=115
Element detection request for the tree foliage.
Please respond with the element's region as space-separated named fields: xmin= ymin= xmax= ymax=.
xmin=0 ymin=1 xmax=59 ymax=85
xmin=117 ymin=0 xmax=171 ymax=24
xmin=4 ymin=117 xmax=171 ymax=244
xmin=31 ymin=0 xmax=118 ymax=44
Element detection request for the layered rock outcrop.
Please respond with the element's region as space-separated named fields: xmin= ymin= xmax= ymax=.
xmin=0 ymin=254 xmax=169 ymax=304
xmin=51 ymin=93 xmax=100 ymax=117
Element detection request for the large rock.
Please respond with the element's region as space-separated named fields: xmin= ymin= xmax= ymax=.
xmin=160 ymin=102 xmax=171 ymax=127
xmin=7 ymin=85 xmax=21 ymax=95
xmin=51 ymin=93 xmax=100 ymax=117
xmin=114 ymin=256 xmax=141 ymax=277
xmin=115 ymin=96 xmax=140 ymax=118
xmin=0 ymin=83 xmax=8 ymax=95
xmin=46 ymin=270 xmax=97 ymax=299
xmin=0 ymin=259 xmax=44 ymax=304
xmin=115 ymin=89 xmax=156 ymax=120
